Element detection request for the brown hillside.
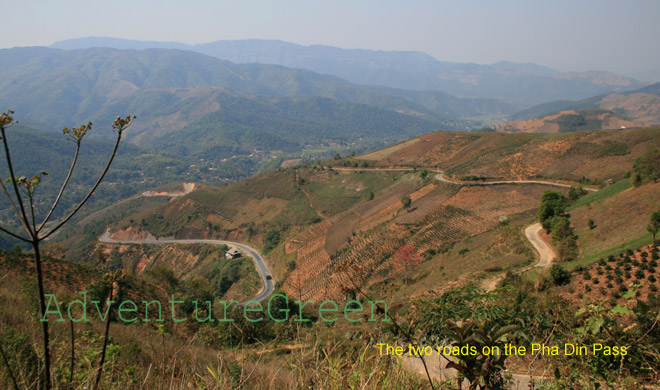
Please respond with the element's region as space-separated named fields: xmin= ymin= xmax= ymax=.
xmin=571 ymin=181 xmax=660 ymax=259
xmin=83 ymin=127 xmax=660 ymax=304
xmin=494 ymin=109 xmax=645 ymax=133
xmin=357 ymin=127 xmax=660 ymax=182
xmin=599 ymin=92 xmax=660 ymax=124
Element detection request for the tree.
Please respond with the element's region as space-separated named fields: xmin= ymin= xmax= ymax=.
xmin=401 ymin=195 xmax=412 ymax=211
xmin=392 ymin=245 xmax=422 ymax=284
xmin=649 ymin=211 xmax=660 ymax=244
xmin=538 ymin=191 xmax=568 ymax=230
xmin=549 ymin=216 xmax=578 ymax=262
xmin=550 ymin=216 xmax=574 ymax=243
xmin=633 ymin=149 xmax=660 ymax=183
xmin=0 ymin=110 xmax=134 ymax=389
xmin=444 ymin=319 xmax=519 ymax=390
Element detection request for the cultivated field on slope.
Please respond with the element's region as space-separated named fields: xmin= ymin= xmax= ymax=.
xmin=351 ymin=128 xmax=660 ymax=182
xmin=279 ymin=174 xmax=565 ymax=302
xmin=75 ymin=128 xmax=660 ymax=306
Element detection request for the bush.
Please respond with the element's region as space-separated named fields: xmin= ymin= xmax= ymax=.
xmin=568 ymin=186 xmax=588 ymax=202
xmin=263 ymin=230 xmax=281 ymax=253
xmin=538 ymin=191 xmax=568 ymax=230
xmin=551 ymin=264 xmax=570 ymax=285
xmin=632 ymin=149 xmax=660 ymax=184
xmin=422 ymin=248 xmax=436 ymax=261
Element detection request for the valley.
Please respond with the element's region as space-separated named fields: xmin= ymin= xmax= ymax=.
xmin=3 ymin=117 xmax=660 ymax=388
xmin=1 ymin=30 xmax=660 ymax=389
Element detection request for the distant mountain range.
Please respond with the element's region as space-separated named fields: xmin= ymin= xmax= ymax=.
xmin=1 ymin=40 xmax=655 ymax=185
xmin=0 ymin=46 xmax=517 ymax=133
xmin=51 ymin=37 xmax=646 ymax=107
xmin=0 ymin=46 xmax=466 ymax=177
xmin=0 ymin=46 xmax=450 ymax=130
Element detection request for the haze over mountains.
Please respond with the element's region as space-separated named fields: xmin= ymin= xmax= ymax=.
xmin=1 ymin=37 xmax=657 ymax=183
xmin=512 ymin=82 xmax=660 ymax=122
xmin=51 ymin=37 xmax=646 ymax=107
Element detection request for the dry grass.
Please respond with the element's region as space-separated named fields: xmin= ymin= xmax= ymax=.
xmin=571 ymin=182 xmax=660 ymax=258
xmin=1 ymin=251 xmax=428 ymax=390
xmin=360 ymin=137 xmax=421 ymax=161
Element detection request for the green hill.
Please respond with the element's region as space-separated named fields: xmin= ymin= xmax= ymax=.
xmin=51 ymin=37 xmax=644 ymax=107
xmin=0 ymin=46 xmax=457 ymax=131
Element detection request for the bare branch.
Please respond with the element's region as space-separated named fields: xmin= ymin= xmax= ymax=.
xmin=0 ymin=177 xmax=30 ymax=235
xmin=37 ymin=144 xmax=81 ymax=233
xmin=41 ymin=116 xmax=134 ymax=240
xmin=0 ymin=340 xmax=19 ymax=390
xmin=0 ymin=224 xmax=30 ymax=242
xmin=0 ymin=126 xmax=34 ymax=237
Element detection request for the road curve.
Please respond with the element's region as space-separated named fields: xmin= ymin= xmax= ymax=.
xmin=524 ymin=222 xmax=555 ymax=267
xmin=333 ymin=166 xmax=585 ymax=269
xmin=99 ymin=231 xmax=274 ymax=304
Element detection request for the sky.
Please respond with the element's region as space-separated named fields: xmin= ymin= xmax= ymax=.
xmin=2 ymin=0 xmax=659 ymax=80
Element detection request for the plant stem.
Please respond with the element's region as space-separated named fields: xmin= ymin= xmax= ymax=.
xmin=32 ymin=239 xmax=51 ymax=390
xmin=93 ymin=279 xmax=114 ymax=390
xmin=0 ymin=340 xmax=19 ymax=390
xmin=69 ymin=319 xmax=75 ymax=385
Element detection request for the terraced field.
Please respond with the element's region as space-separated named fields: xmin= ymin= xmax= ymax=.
xmin=407 ymin=206 xmax=494 ymax=252
xmin=281 ymin=173 xmax=555 ymax=302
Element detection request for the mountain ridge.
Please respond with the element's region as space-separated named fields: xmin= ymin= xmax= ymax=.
xmin=511 ymin=82 xmax=660 ymax=125
xmin=0 ymin=46 xmax=490 ymax=131
xmin=50 ymin=36 xmax=646 ymax=107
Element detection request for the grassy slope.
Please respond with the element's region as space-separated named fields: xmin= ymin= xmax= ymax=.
xmin=568 ymin=181 xmax=660 ymax=268
xmin=354 ymin=127 xmax=660 ymax=182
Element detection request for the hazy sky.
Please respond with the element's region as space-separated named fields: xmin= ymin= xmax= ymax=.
xmin=3 ymin=0 xmax=659 ymax=80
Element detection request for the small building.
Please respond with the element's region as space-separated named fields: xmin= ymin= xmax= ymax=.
xmin=225 ymin=249 xmax=241 ymax=259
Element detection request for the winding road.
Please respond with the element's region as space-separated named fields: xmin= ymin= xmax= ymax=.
xmin=100 ymin=168 xmax=588 ymax=303
xmin=524 ymin=222 xmax=555 ymax=267
xmin=333 ymin=166 xmax=582 ymax=267
xmin=99 ymin=231 xmax=274 ymax=304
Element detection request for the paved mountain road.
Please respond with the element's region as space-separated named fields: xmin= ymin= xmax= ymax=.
xmin=100 ymin=168 xmax=583 ymax=302
xmin=99 ymin=232 xmax=274 ymax=304
xmin=524 ymin=222 xmax=555 ymax=267
xmin=330 ymin=167 xmax=598 ymax=192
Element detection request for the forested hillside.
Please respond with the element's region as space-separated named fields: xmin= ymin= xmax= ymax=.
xmin=51 ymin=37 xmax=644 ymax=107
